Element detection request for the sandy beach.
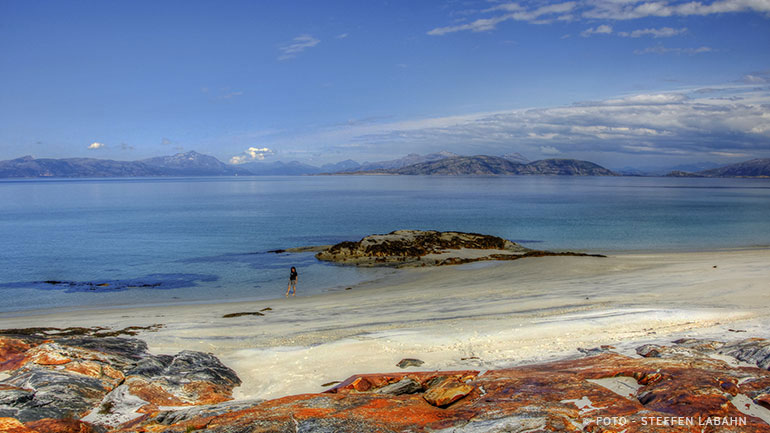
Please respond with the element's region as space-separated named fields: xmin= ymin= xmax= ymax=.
xmin=2 ymin=248 xmax=769 ymax=402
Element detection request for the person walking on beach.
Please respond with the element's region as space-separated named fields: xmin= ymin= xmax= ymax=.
xmin=286 ymin=266 xmax=298 ymax=297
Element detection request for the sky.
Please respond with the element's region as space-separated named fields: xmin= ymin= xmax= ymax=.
xmin=1 ymin=0 xmax=769 ymax=170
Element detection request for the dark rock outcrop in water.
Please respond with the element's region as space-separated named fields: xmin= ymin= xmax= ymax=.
xmin=314 ymin=230 xmax=604 ymax=267
xmin=4 ymin=335 xmax=770 ymax=431
xmin=315 ymin=230 xmax=530 ymax=266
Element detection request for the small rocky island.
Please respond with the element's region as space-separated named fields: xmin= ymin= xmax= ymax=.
xmin=315 ymin=230 xmax=602 ymax=267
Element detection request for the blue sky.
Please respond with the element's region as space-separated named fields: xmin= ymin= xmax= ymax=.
xmin=1 ymin=0 xmax=769 ymax=169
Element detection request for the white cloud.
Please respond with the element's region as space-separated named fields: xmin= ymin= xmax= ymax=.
xmin=581 ymin=24 xmax=613 ymax=36
xmin=601 ymin=93 xmax=689 ymax=105
xmin=278 ymin=35 xmax=320 ymax=60
xmin=230 ymin=147 xmax=275 ymax=164
xmin=743 ymin=73 xmax=769 ymax=83
xmin=310 ymin=85 xmax=770 ymax=159
xmin=634 ymin=45 xmax=713 ymax=54
xmin=618 ymin=26 xmax=687 ymax=37
xmin=428 ymin=15 xmax=513 ymax=35
xmin=88 ymin=142 xmax=105 ymax=149
xmin=710 ymin=151 xmax=749 ymax=157
xmin=430 ymin=1 xmax=770 ymax=35
xmin=540 ymin=145 xmax=562 ymax=155
xmin=583 ymin=0 xmax=770 ymax=20
xmin=428 ymin=1 xmax=577 ymax=35
xmin=335 ymin=33 xmax=349 ymax=39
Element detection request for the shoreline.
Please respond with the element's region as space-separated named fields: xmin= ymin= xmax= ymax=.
xmin=2 ymin=248 xmax=770 ymax=401
xmin=2 ymin=245 xmax=769 ymax=318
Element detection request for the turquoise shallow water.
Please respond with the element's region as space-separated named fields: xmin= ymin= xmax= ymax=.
xmin=1 ymin=175 xmax=768 ymax=313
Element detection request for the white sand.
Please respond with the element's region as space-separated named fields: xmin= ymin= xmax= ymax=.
xmin=1 ymin=249 xmax=769 ymax=400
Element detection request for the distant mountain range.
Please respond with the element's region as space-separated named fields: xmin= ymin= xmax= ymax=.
xmin=0 ymin=152 xmax=250 ymax=178
xmin=616 ymin=161 xmax=724 ymax=176
xmin=666 ymin=158 xmax=770 ymax=178
xmin=357 ymin=155 xmax=617 ymax=176
xmin=228 ymin=152 xmax=461 ymax=176
xmin=0 ymin=151 xmax=767 ymax=179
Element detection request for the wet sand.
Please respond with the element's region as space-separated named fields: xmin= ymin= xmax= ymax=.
xmin=1 ymin=248 xmax=768 ymax=400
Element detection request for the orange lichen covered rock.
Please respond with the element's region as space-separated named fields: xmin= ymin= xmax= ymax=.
xmin=24 ymin=418 xmax=100 ymax=433
xmin=328 ymin=370 xmax=478 ymax=394
xmin=181 ymin=381 xmax=236 ymax=405
xmin=6 ymin=333 xmax=770 ymax=432
xmin=125 ymin=378 xmax=188 ymax=407
xmin=422 ymin=377 xmax=475 ymax=407
xmin=64 ymin=361 xmax=106 ymax=380
xmin=118 ymin=341 xmax=770 ymax=433
xmin=0 ymin=337 xmax=34 ymax=372
xmin=0 ymin=417 xmax=36 ymax=433
xmin=26 ymin=344 xmax=73 ymax=366
xmin=0 ymin=333 xmax=240 ymax=429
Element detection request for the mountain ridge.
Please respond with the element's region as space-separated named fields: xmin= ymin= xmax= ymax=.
xmin=350 ymin=155 xmax=618 ymax=176
xmin=0 ymin=151 xmax=250 ymax=178
xmin=0 ymin=151 xmax=767 ymax=178
xmin=665 ymin=158 xmax=770 ymax=178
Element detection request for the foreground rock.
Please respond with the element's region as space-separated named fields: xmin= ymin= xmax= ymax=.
xmin=316 ymin=230 xmax=604 ymax=267
xmin=0 ymin=328 xmax=240 ymax=431
xmin=4 ymin=331 xmax=770 ymax=432
xmin=117 ymin=338 xmax=770 ymax=432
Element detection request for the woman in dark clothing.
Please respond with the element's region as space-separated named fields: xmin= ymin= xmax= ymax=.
xmin=286 ymin=266 xmax=298 ymax=297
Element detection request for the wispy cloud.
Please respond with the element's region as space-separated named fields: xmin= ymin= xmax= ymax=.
xmin=618 ymin=26 xmax=687 ymax=37
xmin=295 ymin=85 xmax=770 ymax=160
xmin=201 ymin=88 xmax=245 ymax=100
xmin=634 ymin=45 xmax=714 ymax=55
xmin=540 ymin=145 xmax=562 ymax=155
xmin=743 ymin=71 xmax=770 ymax=83
xmin=428 ymin=2 xmax=577 ymax=35
xmin=88 ymin=142 xmax=105 ymax=149
xmin=429 ymin=1 xmax=770 ymax=35
xmin=581 ymin=24 xmax=688 ymax=38
xmin=583 ymin=0 xmax=770 ymax=20
xmin=219 ymin=91 xmax=244 ymax=100
xmin=710 ymin=151 xmax=749 ymax=157
xmin=278 ymin=35 xmax=320 ymax=60
xmin=581 ymin=24 xmax=613 ymax=37
xmin=230 ymin=147 xmax=275 ymax=164
xmin=335 ymin=33 xmax=349 ymax=39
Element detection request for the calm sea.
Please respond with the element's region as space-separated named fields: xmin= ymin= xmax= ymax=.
xmin=1 ymin=175 xmax=768 ymax=314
